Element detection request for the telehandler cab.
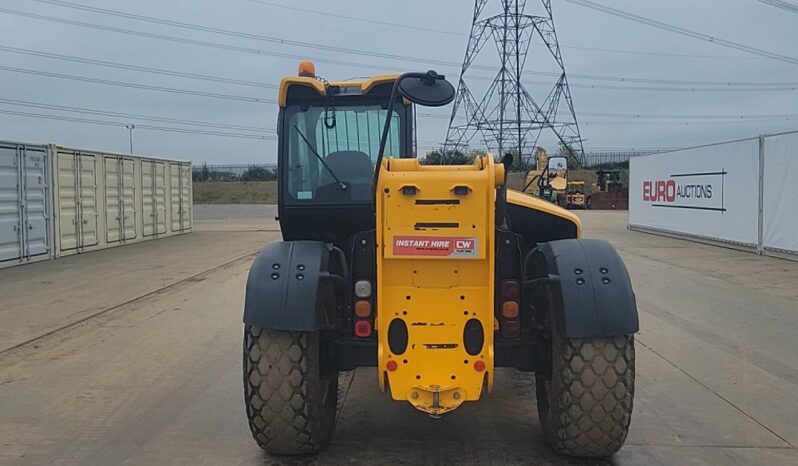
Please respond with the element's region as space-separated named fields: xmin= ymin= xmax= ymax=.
xmin=243 ymin=64 xmax=639 ymax=458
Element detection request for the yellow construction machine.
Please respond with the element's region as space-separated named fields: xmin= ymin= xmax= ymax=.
xmin=523 ymin=147 xmax=568 ymax=205
xmin=565 ymin=180 xmax=587 ymax=209
xmin=242 ymin=64 xmax=639 ymax=458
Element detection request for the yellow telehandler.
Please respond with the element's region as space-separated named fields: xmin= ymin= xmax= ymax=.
xmin=566 ymin=180 xmax=587 ymax=209
xmin=243 ymin=64 xmax=638 ymax=458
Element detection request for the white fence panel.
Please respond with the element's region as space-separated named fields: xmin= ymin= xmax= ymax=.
xmin=762 ymin=133 xmax=798 ymax=256
xmin=629 ymin=138 xmax=760 ymax=247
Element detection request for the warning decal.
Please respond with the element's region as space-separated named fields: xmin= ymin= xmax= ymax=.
xmin=392 ymin=236 xmax=479 ymax=257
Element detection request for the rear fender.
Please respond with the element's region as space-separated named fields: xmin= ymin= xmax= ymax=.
xmin=243 ymin=240 xmax=343 ymax=331
xmin=528 ymin=239 xmax=639 ymax=338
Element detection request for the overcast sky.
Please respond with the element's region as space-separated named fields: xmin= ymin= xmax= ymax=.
xmin=1 ymin=0 xmax=797 ymax=164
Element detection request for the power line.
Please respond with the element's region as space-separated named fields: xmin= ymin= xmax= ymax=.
xmin=757 ymin=0 xmax=798 ymax=13
xmin=580 ymin=111 xmax=798 ymax=120
xmin=0 ymin=45 xmax=276 ymax=89
xmin=4 ymin=6 xmax=794 ymax=90
xmin=23 ymin=0 xmax=465 ymax=67
xmin=420 ymin=110 xmax=798 ymax=120
xmin=9 ymin=3 xmax=775 ymax=86
xmin=0 ymin=7 xmax=388 ymax=72
xmin=2 ymin=51 xmax=792 ymax=103
xmin=0 ymin=97 xmax=273 ymax=132
xmin=242 ymin=0 xmax=464 ymax=37
xmin=243 ymin=0 xmax=759 ymax=61
xmin=524 ymin=71 xmax=798 ymax=88
xmin=431 ymin=117 xmax=794 ymax=126
xmin=585 ymin=146 xmax=680 ymax=151
xmin=0 ymin=109 xmax=277 ymax=140
xmin=546 ymin=43 xmax=757 ymax=61
xmin=564 ymin=0 xmax=798 ymax=66
xmin=0 ymin=65 xmax=275 ymax=103
xmin=525 ymin=79 xmax=798 ymax=93
xmin=579 ymin=118 xmax=794 ymax=126
xmin=9 ymin=50 xmax=768 ymax=115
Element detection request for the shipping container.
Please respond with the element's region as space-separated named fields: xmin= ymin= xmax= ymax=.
xmin=0 ymin=141 xmax=54 ymax=268
xmin=0 ymin=140 xmax=191 ymax=268
xmin=141 ymin=158 xmax=168 ymax=237
xmin=169 ymin=162 xmax=192 ymax=233
xmin=52 ymin=145 xmax=191 ymax=258
xmin=54 ymin=148 xmax=101 ymax=255
xmin=104 ymin=154 xmax=138 ymax=244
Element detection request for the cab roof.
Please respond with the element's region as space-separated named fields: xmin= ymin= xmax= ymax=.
xmin=278 ymin=74 xmax=400 ymax=107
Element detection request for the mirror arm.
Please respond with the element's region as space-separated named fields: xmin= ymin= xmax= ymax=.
xmin=372 ymin=70 xmax=453 ymax=210
xmin=372 ymin=72 xmax=414 ymax=208
xmin=373 ymin=76 xmax=404 ymax=190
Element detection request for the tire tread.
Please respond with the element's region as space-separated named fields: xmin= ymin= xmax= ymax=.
xmin=243 ymin=325 xmax=336 ymax=455
xmin=538 ymin=335 xmax=635 ymax=458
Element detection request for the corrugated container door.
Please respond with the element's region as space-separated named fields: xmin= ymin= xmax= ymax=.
xmin=169 ymin=163 xmax=181 ymax=232
xmin=154 ymin=162 xmax=167 ymax=235
xmin=0 ymin=146 xmax=20 ymax=262
xmin=21 ymin=147 xmax=50 ymax=258
xmin=143 ymin=160 xmax=168 ymax=237
xmin=78 ymin=153 xmax=98 ymax=248
xmin=180 ymin=164 xmax=192 ymax=231
xmin=142 ymin=160 xmax=156 ymax=237
xmin=122 ymin=157 xmax=137 ymax=240
xmin=57 ymin=151 xmax=79 ymax=251
xmin=105 ymin=155 xmax=122 ymax=243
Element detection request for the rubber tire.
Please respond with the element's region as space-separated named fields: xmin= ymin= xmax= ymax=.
xmin=243 ymin=325 xmax=338 ymax=455
xmin=536 ymin=332 xmax=635 ymax=458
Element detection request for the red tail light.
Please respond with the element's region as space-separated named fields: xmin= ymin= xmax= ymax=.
xmin=386 ymin=360 xmax=398 ymax=372
xmin=473 ymin=360 xmax=486 ymax=372
xmin=354 ymin=320 xmax=372 ymax=337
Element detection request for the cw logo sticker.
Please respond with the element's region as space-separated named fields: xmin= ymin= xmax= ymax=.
xmin=392 ymin=236 xmax=479 ymax=258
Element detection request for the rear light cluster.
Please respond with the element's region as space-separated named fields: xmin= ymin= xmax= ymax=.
xmin=500 ymin=279 xmax=521 ymax=338
xmin=353 ymin=280 xmax=373 ymax=337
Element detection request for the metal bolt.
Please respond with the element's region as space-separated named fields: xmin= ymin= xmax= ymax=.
xmin=296 ymin=274 xmax=304 ymax=280
xmin=411 ymin=392 xmax=419 ymax=399
xmin=576 ymin=278 xmax=585 ymax=285
xmin=600 ymin=267 xmax=609 ymax=274
xmin=297 ymin=264 xmax=305 ymax=271
xmin=361 ymin=239 xmax=367 ymax=245
xmin=272 ymin=263 xmax=280 ymax=270
xmin=270 ymin=273 xmax=280 ymax=280
xmin=574 ymin=268 xmax=583 ymax=275
xmin=453 ymin=392 xmax=461 ymax=400
xmin=602 ymin=277 xmax=611 ymax=284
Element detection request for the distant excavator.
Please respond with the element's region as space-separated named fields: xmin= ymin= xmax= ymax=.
xmin=523 ymin=147 xmax=568 ymax=205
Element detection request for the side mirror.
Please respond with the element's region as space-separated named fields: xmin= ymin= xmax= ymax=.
xmin=544 ymin=155 xmax=568 ymax=191
xmin=547 ymin=155 xmax=568 ymax=173
xmin=397 ymin=70 xmax=455 ymax=107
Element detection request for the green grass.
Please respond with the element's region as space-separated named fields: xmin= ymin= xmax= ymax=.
xmin=193 ymin=181 xmax=277 ymax=204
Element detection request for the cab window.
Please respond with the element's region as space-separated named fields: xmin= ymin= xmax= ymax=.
xmin=284 ymin=103 xmax=403 ymax=204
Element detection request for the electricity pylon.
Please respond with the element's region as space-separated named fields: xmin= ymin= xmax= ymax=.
xmin=444 ymin=0 xmax=585 ymax=168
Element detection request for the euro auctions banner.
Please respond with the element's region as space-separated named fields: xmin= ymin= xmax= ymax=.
xmin=629 ymin=138 xmax=760 ymax=246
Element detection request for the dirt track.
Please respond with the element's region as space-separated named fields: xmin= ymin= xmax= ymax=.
xmin=1 ymin=206 xmax=797 ymax=465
